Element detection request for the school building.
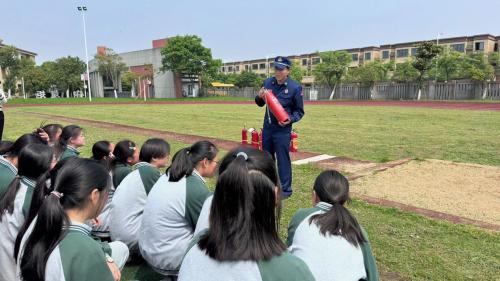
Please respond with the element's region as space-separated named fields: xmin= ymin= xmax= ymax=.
xmin=89 ymin=38 xmax=199 ymax=98
xmin=221 ymin=34 xmax=500 ymax=85
xmin=0 ymin=42 xmax=37 ymax=95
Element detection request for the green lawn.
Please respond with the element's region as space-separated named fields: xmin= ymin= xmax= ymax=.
xmin=6 ymin=96 xmax=250 ymax=105
xmin=12 ymin=103 xmax=500 ymax=166
xmin=3 ymin=113 xmax=499 ymax=281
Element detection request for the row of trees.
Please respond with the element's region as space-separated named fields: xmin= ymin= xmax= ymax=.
xmin=313 ymin=42 xmax=499 ymax=99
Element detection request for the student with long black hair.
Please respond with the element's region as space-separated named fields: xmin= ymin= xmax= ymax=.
xmin=0 ymin=144 xmax=54 ymax=281
xmin=110 ymin=138 xmax=170 ymax=251
xmin=110 ymin=140 xmax=139 ymax=188
xmin=0 ymin=133 xmax=46 ymax=197
xmin=57 ymin=125 xmax=85 ymax=161
xmin=42 ymin=123 xmax=63 ymax=146
xmin=287 ymin=170 xmax=379 ymax=281
xmin=15 ymin=158 xmax=129 ymax=281
xmin=140 ymin=141 xmax=218 ymax=277
xmin=91 ymin=140 xmax=115 ymax=171
xmin=178 ymin=147 xmax=314 ymax=281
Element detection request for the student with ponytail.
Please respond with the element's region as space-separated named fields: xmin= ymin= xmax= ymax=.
xmin=110 ymin=138 xmax=170 ymax=251
xmin=287 ymin=170 xmax=379 ymax=281
xmin=110 ymin=140 xmax=139 ymax=188
xmin=139 ymin=141 xmax=218 ymax=277
xmin=178 ymin=147 xmax=314 ymax=281
xmin=0 ymin=144 xmax=54 ymax=281
xmin=0 ymin=133 xmax=46 ymax=197
xmin=57 ymin=125 xmax=85 ymax=161
xmin=15 ymin=158 xmax=129 ymax=281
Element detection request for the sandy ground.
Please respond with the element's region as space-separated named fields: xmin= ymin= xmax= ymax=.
xmin=351 ymin=159 xmax=500 ymax=225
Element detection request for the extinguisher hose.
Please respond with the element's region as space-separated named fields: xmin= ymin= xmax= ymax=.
xmin=264 ymin=92 xmax=271 ymax=124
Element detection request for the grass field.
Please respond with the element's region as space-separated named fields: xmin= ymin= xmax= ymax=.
xmin=3 ymin=108 xmax=499 ymax=281
xmin=12 ymin=103 xmax=500 ymax=166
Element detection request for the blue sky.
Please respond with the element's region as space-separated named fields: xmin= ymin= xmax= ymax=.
xmin=2 ymin=0 xmax=499 ymax=64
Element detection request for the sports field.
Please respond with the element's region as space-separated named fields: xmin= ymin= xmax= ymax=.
xmin=3 ymin=98 xmax=499 ymax=281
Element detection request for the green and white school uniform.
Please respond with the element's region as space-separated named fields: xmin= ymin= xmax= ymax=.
xmin=112 ymin=163 xmax=132 ymax=188
xmin=59 ymin=146 xmax=80 ymax=161
xmin=17 ymin=222 xmax=115 ymax=281
xmin=287 ymin=202 xmax=379 ymax=281
xmin=178 ymin=231 xmax=315 ymax=281
xmin=0 ymin=155 xmax=17 ymax=197
xmin=139 ymin=170 xmax=211 ymax=274
xmin=194 ymin=194 xmax=212 ymax=235
xmin=110 ymin=162 xmax=160 ymax=250
xmin=0 ymin=177 xmax=36 ymax=281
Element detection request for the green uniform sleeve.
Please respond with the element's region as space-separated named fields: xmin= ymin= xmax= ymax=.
xmin=138 ymin=166 xmax=161 ymax=194
xmin=0 ymin=169 xmax=16 ymax=198
xmin=258 ymin=252 xmax=315 ymax=281
xmin=113 ymin=166 xmax=132 ymax=188
xmin=361 ymin=227 xmax=380 ymax=281
xmin=286 ymin=208 xmax=318 ymax=246
xmin=185 ymin=176 xmax=211 ymax=229
xmin=60 ymin=235 xmax=115 ymax=281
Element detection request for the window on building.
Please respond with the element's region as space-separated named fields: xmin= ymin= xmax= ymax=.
xmin=351 ymin=54 xmax=359 ymax=61
xmin=269 ymin=62 xmax=274 ymax=68
xmin=450 ymin=43 xmax=465 ymax=53
xmin=411 ymin=48 xmax=417 ymax=56
xmin=382 ymin=51 xmax=390 ymax=59
xmin=302 ymin=58 xmax=308 ymax=66
xmin=252 ymin=64 xmax=259 ymax=70
xmin=364 ymin=52 xmax=371 ymax=60
xmin=475 ymin=41 xmax=484 ymax=51
xmin=494 ymin=43 xmax=498 ymax=52
xmin=396 ymin=49 xmax=409 ymax=58
xmin=221 ymin=67 xmax=225 ymax=72
xmin=259 ymin=63 xmax=266 ymax=69
xmin=228 ymin=66 xmax=233 ymax=72
xmin=245 ymin=65 xmax=249 ymax=71
xmin=235 ymin=66 xmax=240 ymax=72
xmin=312 ymin=57 xmax=321 ymax=65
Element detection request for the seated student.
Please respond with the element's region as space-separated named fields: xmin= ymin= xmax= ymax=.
xmin=110 ymin=138 xmax=170 ymax=251
xmin=15 ymin=158 xmax=129 ymax=281
xmin=0 ymin=144 xmax=54 ymax=281
xmin=111 ymin=140 xmax=139 ymax=188
xmin=0 ymin=133 xmax=46 ymax=197
xmin=56 ymin=125 xmax=85 ymax=161
xmin=287 ymin=170 xmax=379 ymax=281
xmin=0 ymin=140 xmax=14 ymax=154
xmin=91 ymin=140 xmax=115 ymax=171
xmin=42 ymin=124 xmax=63 ymax=146
xmin=178 ymin=147 xmax=315 ymax=281
xmin=140 ymin=141 xmax=218 ymax=277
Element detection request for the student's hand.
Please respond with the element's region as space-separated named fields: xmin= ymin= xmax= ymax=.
xmin=36 ymin=129 xmax=50 ymax=143
xmin=91 ymin=218 xmax=101 ymax=227
xmin=107 ymin=260 xmax=121 ymax=281
xmin=279 ymin=119 xmax=291 ymax=127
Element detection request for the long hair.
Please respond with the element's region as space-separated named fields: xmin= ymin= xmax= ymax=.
xmin=111 ymin=140 xmax=136 ymax=168
xmin=18 ymin=158 xmax=110 ymax=281
xmin=91 ymin=140 xmax=112 ymax=171
xmin=309 ymin=170 xmax=366 ymax=247
xmin=0 ymin=144 xmax=53 ymax=217
xmin=167 ymin=140 xmax=218 ymax=182
xmin=54 ymin=125 xmax=82 ymax=158
xmin=198 ymin=146 xmax=285 ymax=261
xmin=3 ymin=133 xmax=46 ymax=158
xmin=41 ymin=124 xmax=63 ymax=145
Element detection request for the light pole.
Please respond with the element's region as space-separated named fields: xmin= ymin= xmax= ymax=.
xmin=266 ymin=54 xmax=276 ymax=78
xmin=78 ymin=6 xmax=92 ymax=102
xmin=435 ymin=32 xmax=443 ymax=82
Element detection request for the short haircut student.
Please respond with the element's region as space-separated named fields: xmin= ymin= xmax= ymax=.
xmin=139 ymin=138 xmax=170 ymax=163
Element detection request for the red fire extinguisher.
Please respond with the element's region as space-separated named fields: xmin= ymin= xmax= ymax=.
xmin=264 ymin=90 xmax=290 ymax=124
xmin=241 ymin=125 xmax=248 ymax=145
xmin=250 ymin=128 xmax=259 ymax=149
xmin=259 ymin=129 xmax=263 ymax=151
xmin=290 ymin=130 xmax=298 ymax=152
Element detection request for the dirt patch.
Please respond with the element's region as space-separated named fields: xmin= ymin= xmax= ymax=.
xmin=351 ymin=159 xmax=500 ymax=226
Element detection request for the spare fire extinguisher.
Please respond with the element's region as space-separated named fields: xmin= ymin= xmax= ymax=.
xmin=259 ymin=129 xmax=263 ymax=151
xmin=250 ymin=128 xmax=260 ymax=149
xmin=290 ymin=130 xmax=298 ymax=152
xmin=241 ymin=125 xmax=248 ymax=145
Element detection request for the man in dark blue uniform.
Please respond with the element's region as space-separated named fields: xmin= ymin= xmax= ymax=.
xmin=255 ymin=56 xmax=304 ymax=198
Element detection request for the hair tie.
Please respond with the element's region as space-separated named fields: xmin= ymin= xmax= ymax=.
xmin=186 ymin=149 xmax=191 ymax=155
xmin=236 ymin=152 xmax=248 ymax=161
xmin=50 ymin=191 xmax=64 ymax=199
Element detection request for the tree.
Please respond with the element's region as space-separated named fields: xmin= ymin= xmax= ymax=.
xmin=433 ymin=47 xmax=464 ymax=82
xmin=462 ymin=53 xmax=495 ymax=99
xmin=313 ymin=51 xmax=352 ymax=99
xmin=392 ymin=61 xmax=419 ymax=83
xmin=346 ymin=60 xmax=393 ymax=98
xmin=18 ymin=58 xmax=45 ymax=97
xmin=161 ymin=35 xmax=219 ymax=90
xmin=0 ymin=45 xmax=21 ymax=95
xmin=234 ymin=70 xmax=263 ymax=88
xmin=54 ymin=56 xmax=86 ymax=97
xmin=412 ymin=41 xmax=442 ymax=99
xmin=289 ymin=59 xmax=304 ymax=85
xmin=95 ymin=48 xmax=127 ymax=98
xmin=488 ymin=52 xmax=500 ymax=80
xmin=121 ymin=71 xmax=139 ymax=93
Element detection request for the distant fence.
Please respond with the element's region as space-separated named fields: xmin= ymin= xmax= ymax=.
xmin=201 ymin=80 xmax=500 ymax=100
